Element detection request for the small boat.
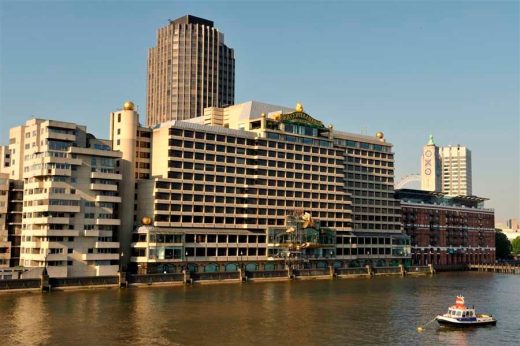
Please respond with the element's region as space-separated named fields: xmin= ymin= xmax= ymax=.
xmin=436 ymin=296 xmax=496 ymax=327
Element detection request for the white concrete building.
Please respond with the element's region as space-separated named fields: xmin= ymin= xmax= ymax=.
xmin=420 ymin=136 xmax=472 ymax=196
xmin=3 ymin=119 xmax=122 ymax=277
xmin=440 ymin=145 xmax=472 ymax=196
xmin=0 ymin=173 xmax=10 ymax=267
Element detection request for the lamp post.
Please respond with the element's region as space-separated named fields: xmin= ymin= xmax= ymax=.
xmin=185 ymin=250 xmax=189 ymax=272
xmin=44 ymin=248 xmax=50 ymax=275
xmin=239 ymin=250 xmax=244 ymax=271
xmin=119 ymin=251 xmax=124 ymax=273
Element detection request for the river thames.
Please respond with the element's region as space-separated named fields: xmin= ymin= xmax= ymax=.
xmin=0 ymin=272 xmax=518 ymax=345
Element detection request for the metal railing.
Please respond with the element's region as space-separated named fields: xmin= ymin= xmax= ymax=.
xmin=293 ymin=268 xmax=329 ymax=277
xmin=49 ymin=276 xmax=118 ymax=287
xmin=190 ymin=272 xmax=240 ymax=281
xmin=0 ymin=278 xmax=41 ymax=290
xmin=336 ymin=267 xmax=369 ymax=275
xmin=128 ymin=273 xmax=184 ymax=284
xmin=246 ymin=270 xmax=288 ymax=279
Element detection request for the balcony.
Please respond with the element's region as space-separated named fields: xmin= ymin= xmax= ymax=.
xmin=28 ymin=204 xmax=81 ymax=213
xmin=90 ymin=183 xmax=118 ymax=192
xmin=47 ymin=131 xmax=76 ymax=142
xmin=0 ymin=252 xmax=10 ymax=260
xmin=83 ymin=230 xmax=101 ymax=237
xmin=95 ymin=219 xmax=120 ymax=226
xmin=70 ymin=146 xmax=121 ymax=158
xmin=27 ymin=168 xmax=71 ymax=178
xmin=90 ymin=172 xmax=122 ymax=180
xmin=20 ymin=253 xmax=46 ymax=261
xmin=31 ymin=217 xmax=71 ymax=224
xmin=95 ymin=195 xmax=121 ymax=203
xmin=22 ymin=229 xmax=80 ymax=237
xmin=19 ymin=252 xmax=66 ymax=261
xmin=43 ymin=156 xmax=81 ymax=166
xmin=81 ymin=253 xmax=119 ymax=261
xmin=47 ymin=253 xmax=68 ymax=261
xmin=94 ymin=241 xmax=120 ymax=249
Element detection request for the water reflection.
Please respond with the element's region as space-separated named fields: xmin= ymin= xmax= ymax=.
xmin=8 ymin=295 xmax=51 ymax=345
xmin=0 ymin=273 xmax=517 ymax=346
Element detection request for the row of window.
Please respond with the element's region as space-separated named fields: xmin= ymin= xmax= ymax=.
xmin=346 ymin=148 xmax=394 ymax=160
xmin=153 ymin=215 xmax=350 ymax=228
xmin=168 ymin=160 xmax=342 ymax=176
xmin=154 ymin=192 xmax=347 ymax=205
xmin=336 ymin=248 xmax=392 ymax=256
xmin=352 ymin=223 xmax=401 ymax=231
xmin=353 ymin=215 xmax=401 ymax=222
xmin=142 ymin=247 xmax=267 ymax=259
xmin=155 ymin=204 xmax=348 ymax=214
xmin=169 ymin=140 xmax=342 ymax=161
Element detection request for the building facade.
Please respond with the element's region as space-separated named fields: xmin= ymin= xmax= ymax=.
xmin=128 ymin=101 xmax=410 ymax=273
xmin=396 ymin=189 xmax=495 ymax=267
xmin=420 ymin=135 xmax=442 ymax=192
xmin=109 ymin=101 xmax=152 ymax=267
xmin=0 ymin=174 xmax=10 ymax=267
xmin=440 ymin=145 xmax=472 ymax=196
xmin=0 ymin=119 xmax=123 ymax=277
xmin=146 ymin=15 xmax=235 ymax=126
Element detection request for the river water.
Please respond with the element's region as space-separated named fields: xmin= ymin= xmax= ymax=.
xmin=0 ymin=272 xmax=518 ymax=345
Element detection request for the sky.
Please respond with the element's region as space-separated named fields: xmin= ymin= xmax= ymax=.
xmin=0 ymin=1 xmax=518 ymax=221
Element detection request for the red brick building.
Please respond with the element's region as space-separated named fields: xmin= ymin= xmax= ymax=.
xmin=395 ymin=189 xmax=495 ymax=267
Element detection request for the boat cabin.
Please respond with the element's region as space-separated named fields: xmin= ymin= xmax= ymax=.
xmin=448 ymin=308 xmax=475 ymax=318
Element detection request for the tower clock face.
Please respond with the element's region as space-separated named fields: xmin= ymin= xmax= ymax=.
xmin=425 ymin=150 xmax=432 ymax=157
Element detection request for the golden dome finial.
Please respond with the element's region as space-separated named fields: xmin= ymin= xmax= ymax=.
xmin=123 ymin=101 xmax=135 ymax=111
xmin=141 ymin=216 xmax=152 ymax=225
xmin=376 ymin=131 xmax=384 ymax=140
xmin=296 ymin=103 xmax=303 ymax=112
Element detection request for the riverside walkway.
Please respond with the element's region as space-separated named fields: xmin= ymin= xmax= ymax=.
xmin=0 ymin=265 xmax=435 ymax=293
xmin=468 ymin=264 xmax=520 ymax=274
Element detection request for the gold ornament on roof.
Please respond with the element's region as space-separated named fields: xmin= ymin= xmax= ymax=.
xmin=123 ymin=101 xmax=135 ymax=111
xmin=302 ymin=212 xmax=314 ymax=229
xmin=376 ymin=131 xmax=384 ymax=139
xmin=296 ymin=103 xmax=304 ymax=112
xmin=141 ymin=216 xmax=152 ymax=225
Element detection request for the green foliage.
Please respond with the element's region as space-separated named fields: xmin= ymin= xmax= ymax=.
xmin=511 ymin=236 xmax=520 ymax=255
xmin=495 ymin=230 xmax=512 ymax=259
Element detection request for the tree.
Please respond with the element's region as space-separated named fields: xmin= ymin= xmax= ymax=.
xmin=511 ymin=236 xmax=520 ymax=255
xmin=495 ymin=230 xmax=512 ymax=259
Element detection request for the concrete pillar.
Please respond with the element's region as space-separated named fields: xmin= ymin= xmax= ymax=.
xmin=260 ymin=113 xmax=266 ymax=129
xmin=118 ymin=271 xmax=127 ymax=288
xmin=40 ymin=268 xmax=50 ymax=293
xmin=366 ymin=265 xmax=373 ymax=277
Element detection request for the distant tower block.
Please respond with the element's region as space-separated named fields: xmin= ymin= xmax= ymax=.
xmin=421 ymin=134 xmax=442 ymax=192
xmin=147 ymin=15 xmax=235 ymax=126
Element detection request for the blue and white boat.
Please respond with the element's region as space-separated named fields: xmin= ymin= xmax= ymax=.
xmin=436 ymin=296 xmax=496 ymax=327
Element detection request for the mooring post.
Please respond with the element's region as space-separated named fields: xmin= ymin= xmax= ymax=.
xmin=40 ymin=268 xmax=50 ymax=293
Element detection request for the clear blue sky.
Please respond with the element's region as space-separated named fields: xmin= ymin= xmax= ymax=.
xmin=0 ymin=1 xmax=518 ymax=221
